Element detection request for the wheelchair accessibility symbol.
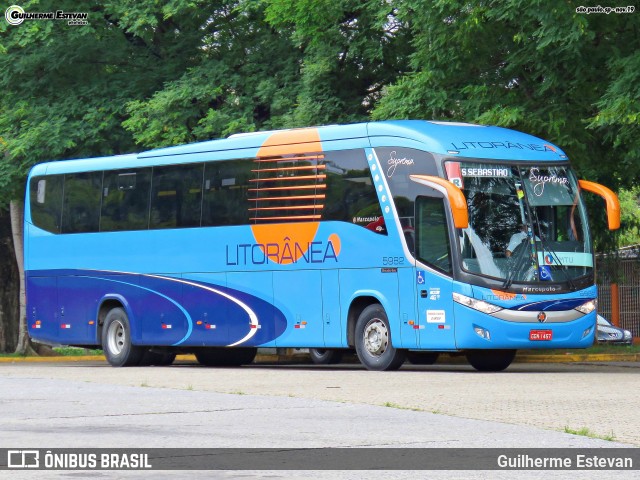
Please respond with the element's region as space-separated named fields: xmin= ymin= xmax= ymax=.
xmin=539 ymin=266 xmax=552 ymax=281
xmin=417 ymin=271 xmax=425 ymax=285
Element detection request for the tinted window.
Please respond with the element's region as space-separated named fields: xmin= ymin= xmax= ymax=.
xmin=29 ymin=175 xmax=63 ymax=233
xmin=415 ymin=196 xmax=452 ymax=274
xmin=101 ymin=169 xmax=151 ymax=231
xmin=375 ymin=147 xmax=438 ymax=236
xmin=202 ymin=160 xmax=252 ymax=226
xmin=150 ymin=164 xmax=203 ymax=229
xmin=61 ymin=172 xmax=102 ymax=233
xmin=323 ymin=150 xmax=384 ymax=233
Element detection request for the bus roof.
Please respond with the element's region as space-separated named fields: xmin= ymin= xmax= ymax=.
xmin=29 ymin=120 xmax=568 ymax=176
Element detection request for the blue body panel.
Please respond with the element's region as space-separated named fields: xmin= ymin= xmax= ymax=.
xmin=25 ymin=120 xmax=592 ymax=351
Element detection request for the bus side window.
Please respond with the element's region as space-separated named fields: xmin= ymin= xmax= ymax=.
xmin=101 ymin=169 xmax=152 ymax=231
xmin=202 ymin=160 xmax=251 ymax=226
xmin=30 ymin=175 xmax=64 ymax=234
xmin=322 ymin=149 xmax=385 ymax=234
xmin=150 ymin=163 xmax=204 ymax=229
xmin=61 ymin=172 xmax=102 ymax=234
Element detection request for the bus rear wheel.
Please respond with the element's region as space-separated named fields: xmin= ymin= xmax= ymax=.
xmin=195 ymin=347 xmax=257 ymax=366
xmin=309 ymin=348 xmax=344 ymax=365
xmin=102 ymin=307 xmax=144 ymax=367
xmin=354 ymin=304 xmax=405 ymax=371
xmin=466 ymin=349 xmax=516 ymax=372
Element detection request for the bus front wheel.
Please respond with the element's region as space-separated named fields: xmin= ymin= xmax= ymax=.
xmin=354 ymin=304 xmax=405 ymax=371
xmin=102 ymin=307 xmax=144 ymax=367
xmin=466 ymin=349 xmax=516 ymax=372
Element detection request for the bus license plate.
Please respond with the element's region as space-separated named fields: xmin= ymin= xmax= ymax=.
xmin=530 ymin=329 xmax=552 ymax=341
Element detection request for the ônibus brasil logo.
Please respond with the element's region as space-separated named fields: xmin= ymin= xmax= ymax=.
xmin=5 ymin=5 xmax=88 ymax=26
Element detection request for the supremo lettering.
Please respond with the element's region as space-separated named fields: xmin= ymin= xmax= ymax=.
xmin=529 ymin=168 xmax=569 ymax=196
xmin=226 ymin=241 xmax=339 ymax=265
xmin=386 ymin=151 xmax=415 ymax=177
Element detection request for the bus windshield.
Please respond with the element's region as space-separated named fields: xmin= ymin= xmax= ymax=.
xmin=445 ymin=162 xmax=592 ymax=284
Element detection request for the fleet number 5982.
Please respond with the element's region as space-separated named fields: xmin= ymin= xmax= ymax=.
xmin=382 ymin=256 xmax=405 ymax=266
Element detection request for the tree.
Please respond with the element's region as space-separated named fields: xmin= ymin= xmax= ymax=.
xmin=0 ymin=0 xmax=241 ymax=351
xmin=1 ymin=0 xmax=410 ymax=351
xmin=372 ymin=1 xmax=639 ymax=249
xmin=1 ymin=0 xmax=638 ymax=351
xmin=618 ymin=187 xmax=640 ymax=247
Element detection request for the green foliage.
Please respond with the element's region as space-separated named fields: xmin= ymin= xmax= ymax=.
xmin=123 ymin=2 xmax=302 ymax=147
xmin=0 ymin=0 xmax=638 ymax=253
xmin=0 ymin=0 xmax=195 ymax=207
xmin=263 ymin=0 xmax=410 ymax=126
xmin=618 ymin=187 xmax=640 ymax=247
xmin=372 ymin=0 xmax=640 ymax=251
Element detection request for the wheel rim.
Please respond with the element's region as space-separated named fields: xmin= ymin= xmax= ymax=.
xmin=106 ymin=319 xmax=126 ymax=355
xmin=363 ymin=317 xmax=388 ymax=357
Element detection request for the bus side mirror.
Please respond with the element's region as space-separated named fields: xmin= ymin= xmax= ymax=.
xmin=409 ymin=175 xmax=469 ymax=229
xmin=578 ymin=180 xmax=621 ymax=230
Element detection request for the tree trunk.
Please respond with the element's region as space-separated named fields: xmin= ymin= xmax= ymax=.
xmin=10 ymin=200 xmax=30 ymax=354
xmin=0 ymin=209 xmax=19 ymax=352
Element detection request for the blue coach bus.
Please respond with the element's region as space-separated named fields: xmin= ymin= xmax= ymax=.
xmin=24 ymin=120 xmax=620 ymax=371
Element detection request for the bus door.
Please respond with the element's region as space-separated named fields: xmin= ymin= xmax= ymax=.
xmin=414 ymin=195 xmax=456 ymax=349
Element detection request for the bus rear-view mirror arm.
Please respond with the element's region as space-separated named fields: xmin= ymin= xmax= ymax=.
xmin=409 ymin=175 xmax=469 ymax=229
xmin=578 ymin=180 xmax=621 ymax=230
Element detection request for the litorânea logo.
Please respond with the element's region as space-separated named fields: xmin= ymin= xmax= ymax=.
xmin=5 ymin=4 xmax=88 ymax=26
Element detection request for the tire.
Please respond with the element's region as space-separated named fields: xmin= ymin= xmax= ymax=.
xmin=101 ymin=307 xmax=144 ymax=367
xmin=309 ymin=348 xmax=344 ymax=365
xmin=195 ymin=347 xmax=257 ymax=367
xmin=406 ymin=351 xmax=439 ymax=365
xmin=466 ymin=349 xmax=516 ymax=372
xmin=354 ymin=304 xmax=405 ymax=371
xmin=139 ymin=349 xmax=176 ymax=366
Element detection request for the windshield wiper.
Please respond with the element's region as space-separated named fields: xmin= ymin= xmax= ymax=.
xmin=503 ymin=238 xmax=531 ymax=289
xmin=530 ymin=209 xmax=577 ymax=291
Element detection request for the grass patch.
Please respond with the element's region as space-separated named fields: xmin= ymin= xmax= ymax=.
xmin=0 ymin=352 xmax=29 ymax=358
xmin=0 ymin=347 xmax=103 ymax=358
xmin=53 ymin=347 xmax=103 ymax=356
xmin=382 ymin=402 xmax=423 ymax=412
xmin=563 ymin=426 xmax=616 ymax=441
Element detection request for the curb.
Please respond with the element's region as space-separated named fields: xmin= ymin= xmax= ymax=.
xmin=0 ymin=353 xmax=638 ymax=364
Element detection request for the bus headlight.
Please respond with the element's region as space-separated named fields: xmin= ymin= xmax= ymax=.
xmin=453 ymin=293 xmax=502 ymax=314
xmin=575 ymin=299 xmax=597 ymax=315
xmin=474 ymin=325 xmax=491 ymax=340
